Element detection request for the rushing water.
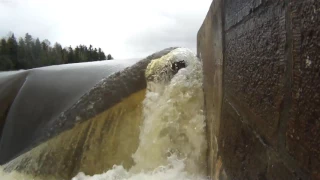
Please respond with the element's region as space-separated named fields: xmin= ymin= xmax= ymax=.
xmin=0 ymin=48 xmax=208 ymax=180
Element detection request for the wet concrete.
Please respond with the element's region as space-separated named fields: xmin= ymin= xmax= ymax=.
xmin=197 ymin=0 xmax=223 ymax=178
xmin=198 ymin=0 xmax=319 ymax=179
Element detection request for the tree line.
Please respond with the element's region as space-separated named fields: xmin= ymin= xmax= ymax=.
xmin=0 ymin=32 xmax=113 ymax=71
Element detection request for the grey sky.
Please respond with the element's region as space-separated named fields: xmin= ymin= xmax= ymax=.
xmin=0 ymin=0 xmax=211 ymax=58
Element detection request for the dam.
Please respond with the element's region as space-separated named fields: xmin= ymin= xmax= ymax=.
xmin=0 ymin=0 xmax=319 ymax=179
xmin=0 ymin=48 xmax=208 ymax=180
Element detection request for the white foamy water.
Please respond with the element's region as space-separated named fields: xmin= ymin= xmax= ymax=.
xmin=0 ymin=48 xmax=208 ymax=180
xmin=72 ymin=48 xmax=208 ymax=180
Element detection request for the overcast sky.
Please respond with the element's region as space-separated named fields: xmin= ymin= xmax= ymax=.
xmin=0 ymin=0 xmax=211 ymax=59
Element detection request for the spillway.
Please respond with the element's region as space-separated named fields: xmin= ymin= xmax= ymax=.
xmin=0 ymin=48 xmax=208 ymax=180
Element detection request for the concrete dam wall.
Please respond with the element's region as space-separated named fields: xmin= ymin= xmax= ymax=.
xmin=198 ymin=0 xmax=319 ymax=179
xmin=0 ymin=48 xmax=210 ymax=180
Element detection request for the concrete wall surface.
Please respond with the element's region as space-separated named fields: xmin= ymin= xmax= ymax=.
xmin=198 ymin=0 xmax=319 ymax=179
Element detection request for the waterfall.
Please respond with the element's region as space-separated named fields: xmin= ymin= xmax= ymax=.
xmin=0 ymin=48 xmax=208 ymax=180
xmin=72 ymin=48 xmax=208 ymax=180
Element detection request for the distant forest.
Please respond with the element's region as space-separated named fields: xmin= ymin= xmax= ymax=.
xmin=0 ymin=32 xmax=113 ymax=71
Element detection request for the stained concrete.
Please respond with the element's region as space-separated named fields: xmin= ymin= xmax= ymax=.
xmin=287 ymin=1 xmax=320 ymax=179
xmin=198 ymin=0 xmax=319 ymax=179
xmin=197 ymin=0 xmax=223 ymax=178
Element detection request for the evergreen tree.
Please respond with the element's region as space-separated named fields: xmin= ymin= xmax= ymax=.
xmin=74 ymin=46 xmax=80 ymax=63
xmin=107 ymin=54 xmax=113 ymax=60
xmin=93 ymin=48 xmax=98 ymax=60
xmin=0 ymin=56 xmax=13 ymax=71
xmin=0 ymin=38 xmax=7 ymax=54
xmin=7 ymin=34 xmax=18 ymax=67
xmin=41 ymin=39 xmax=51 ymax=66
xmin=52 ymin=42 xmax=63 ymax=65
xmin=0 ymin=32 xmax=112 ymax=71
xmin=98 ymin=48 xmax=106 ymax=60
xmin=88 ymin=44 xmax=93 ymax=61
xmin=61 ymin=48 xmax=68 ymax=64
xmin=0 ymin=38 xmax=13 ymax=70
xmin=24 ymin=33 xmax=35 ymax=68
xmin=34 ymin=38 xmax=42 ymax=66
xmin=18 ymin=38 xmax=27 ymax=69
xmin=67 ymin=46 xmax=74 ymax=63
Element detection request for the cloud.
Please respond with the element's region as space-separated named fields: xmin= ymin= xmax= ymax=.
xmin=0 ymin=0 xmax=211 ymax=58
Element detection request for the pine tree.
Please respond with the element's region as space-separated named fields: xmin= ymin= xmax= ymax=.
xmin=61 ymin=48 xmax=67 ymax=63
xmin=18 ymin=38 xmax=27 ymax=69
xmin=107 ymin=54 xmax=113 ymax=60
xmin=67 ymin=46 xmax=74 ymax=63
xmin=74 ymin=46 xmax=80 ymax=63
xmin=88 ymin=44 xmax=93 ymax=61
xmin=52 ymin=42 xmax=63 ymax=65
xmin=34 ymin=38 xmax=42 ymax=66
xmin=0 ymin=56 xmax=13 ymax=71
xmin=93 ymin=48 xmax=98 ymax=60
xmin=0 ymin=38 xmax=7 ymax=55
xmin=0 ymin=38 xmax=13 ymax=70
xmin=7 ymin=34 xmax=18 ymax=68
xmin=24 ymin=33 xmax=35 ymax=68
xmin=0 ymin=32 xmax=112 ymax=70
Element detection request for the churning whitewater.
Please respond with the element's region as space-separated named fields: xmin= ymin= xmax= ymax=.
xmin=0 ymin=48 xmax=208 ymax=180
xmin=72 ymin=48 xmax=208 ymax=180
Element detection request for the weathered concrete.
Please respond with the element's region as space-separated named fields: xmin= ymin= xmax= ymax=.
xmin=197 ymin=0 xmax=223 ymax=178
xmin=287 ymin=1 xmax=320 ymax=179
xmin=198 ymin=0 xmax=319 ymax=179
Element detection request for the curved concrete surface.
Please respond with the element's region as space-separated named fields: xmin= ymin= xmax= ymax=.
xmin=0 ymin=70 xmax=28 ymax=139
xmin=0 ymin=58 xmax=140 ymax=164
xmin=0 ymin=48 xmax=177 ymax=179
xmin=0 ymin=47 xmax=177 ymax=179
